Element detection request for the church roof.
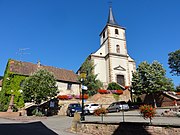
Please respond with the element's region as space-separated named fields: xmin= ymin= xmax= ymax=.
xmin=107 ymin=6 xmax=119 ymax=26
xmin=8 ymin=59 xmax=79 ymax=83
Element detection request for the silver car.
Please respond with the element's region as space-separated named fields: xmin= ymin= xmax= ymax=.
xmin=107 ymin=101 xmax=129 ymax=112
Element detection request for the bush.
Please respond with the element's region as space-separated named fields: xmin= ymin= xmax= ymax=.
xmin=107 ymin=82 xmax=123 ymax=90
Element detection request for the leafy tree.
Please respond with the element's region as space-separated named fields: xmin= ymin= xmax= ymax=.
xmin=107 ymin=82 xmax=123 ymax=90
xmin=131 ymin=61 xmax=174 ymax=106
xmin=168 ymin=49 xmax=180 ymax=76
xmin=79 ymin=58 xmax=103 ymax=96
xmin=176 ymin=85 xmax=180 ymax=92
xmin=21 ymin=69 xmax=58 ymax=104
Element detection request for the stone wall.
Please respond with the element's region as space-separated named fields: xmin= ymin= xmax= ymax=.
xmin=0 ymin=112 xmax=20 ymax=117
xmin=76 ymin=122 xmax=180 ymax=135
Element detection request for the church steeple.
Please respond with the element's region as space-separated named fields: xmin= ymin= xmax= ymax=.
xmin=107 ymin=6 xmax=119 ymax=26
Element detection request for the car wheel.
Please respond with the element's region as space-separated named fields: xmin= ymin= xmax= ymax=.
xmin=116 ymin=108 xmax=120 ymax=112
xmin=69 ymin=112 xmax=73 ymax=117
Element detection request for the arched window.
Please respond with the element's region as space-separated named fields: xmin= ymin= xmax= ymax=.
xmin=115 ymin=29 xmax=119 ymax=35
xmin=116 ymin=45 xmax=120 ymax=53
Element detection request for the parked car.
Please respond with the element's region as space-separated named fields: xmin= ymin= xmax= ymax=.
xmin=84 ymin=103 xmax=100 ymax=114
xmin=66 ymin=103 xmax=82 ymax=117
xmin=107 ymin=101 xmax=129 ymax=112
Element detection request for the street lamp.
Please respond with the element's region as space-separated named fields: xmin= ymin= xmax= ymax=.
xmin=80 ymin=72 xmax=87 ymax=121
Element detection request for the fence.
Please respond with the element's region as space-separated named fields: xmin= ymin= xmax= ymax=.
xmin=84 ymin=104 xmax=180 ymax=125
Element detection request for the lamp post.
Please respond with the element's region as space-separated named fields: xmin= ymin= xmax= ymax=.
xmin=80 ymin=72 xmax=87 ymax=121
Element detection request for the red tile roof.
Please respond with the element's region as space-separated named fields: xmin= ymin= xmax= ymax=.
xmin=9 ymin=59 xmax=79 ymax=83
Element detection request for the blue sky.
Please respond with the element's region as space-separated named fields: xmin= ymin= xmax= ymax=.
xmin=0 ymin=0 xmax=179 ymax=86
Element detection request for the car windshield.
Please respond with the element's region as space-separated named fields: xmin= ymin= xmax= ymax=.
xmin=120 ymin=101 xmax=127 ymax=104
xmin=71 ymin=104 xmax=80 ymax=108
xmin=91 ymin=104 xmax=99 ymax=106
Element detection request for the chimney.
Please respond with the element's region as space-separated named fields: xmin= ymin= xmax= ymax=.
xmin=37 ymin=60 xmax=41 ymax=67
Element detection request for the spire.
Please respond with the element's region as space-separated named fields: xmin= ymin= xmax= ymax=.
xmin=107 ymin=6 xmax=119 ymax=26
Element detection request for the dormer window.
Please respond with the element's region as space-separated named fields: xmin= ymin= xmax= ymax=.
xmin=116 ymin=45 xmax=120 ymax=53
xmin=115 ymin=29 xmax=119 ymax=35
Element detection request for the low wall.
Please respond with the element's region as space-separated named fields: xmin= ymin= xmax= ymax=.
xmin=0 ymin=112 xmax=20 ymax=117
xmin=76 ymin=122 xmax=180 ymax=135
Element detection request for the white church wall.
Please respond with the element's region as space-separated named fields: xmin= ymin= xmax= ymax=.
xmin=110 ymin=38 xmax=127 ymax=55
xmin=108 ymin=26 xmax=125 ymax=40
xmin=100 ymin=29 xmax=108 ymax=45
xmin=93 ymin=43 xmax=106 ymax=56
xmin=111 ymin=56 xmax=130 ymax=86
xmin=128 ymin=61 xmax=136 ymax=85
xmin=93 ymin=57 xmax=107 ymax=83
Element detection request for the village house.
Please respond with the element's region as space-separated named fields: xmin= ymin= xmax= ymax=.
xmin=3 ymin=59 xmax=80 ymax=100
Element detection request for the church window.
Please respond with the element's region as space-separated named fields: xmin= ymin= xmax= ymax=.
xmin=116 ymin=45 xmax=120 ymax=53
xmin=100 ymin=53 xmax=102 ymax=55
xmin=115 ymin=29 xmax=119 ymax=35
xmin=103 ymin=32 xmax=105 ymax=38
xmin=67 ymin=83 xmax=72 ymax=90
xmin=117 ymin=75 xmax=125 ymax=86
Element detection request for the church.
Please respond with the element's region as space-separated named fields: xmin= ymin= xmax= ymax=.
xmin=79 ymin=6 xmax=136 ymax=88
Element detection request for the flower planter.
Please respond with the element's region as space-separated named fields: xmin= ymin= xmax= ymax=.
xmin=139 ymin=105 xmax=156 ymax=124
xmin=75 ymin=94 xmax=88 ymax=99
xmin=98 ymin=89 xmax=109 ymax=94
xmin=58 ymin=95 xmax=73 ymax=100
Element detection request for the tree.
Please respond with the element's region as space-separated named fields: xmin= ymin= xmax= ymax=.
xmin=21 ymin=69 xmax=58 ymax=104
xmin=168 ymin=49 xmax=180 ymax=76
xmin=131 ymin=61 xmax=174 ymax=106
xmin=79 ymin=58 xmax=103 ymax=96
xmin=176 ymin=85 xmax=180 ymax=92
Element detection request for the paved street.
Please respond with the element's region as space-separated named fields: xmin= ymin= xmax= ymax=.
xmin=0 ymin=108 xmax=179 ymax=135
xmin=0 ymin=116 xmax=76 ymax=135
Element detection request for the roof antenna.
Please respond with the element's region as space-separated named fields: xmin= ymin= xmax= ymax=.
xmin=16 ymin=48 xmax=30 ymax=61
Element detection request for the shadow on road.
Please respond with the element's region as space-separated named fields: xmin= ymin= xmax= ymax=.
xmin=0 ymin=121 xmax=58 ymax=135
xmin=112 ymin=122 xmax=151 ymax=135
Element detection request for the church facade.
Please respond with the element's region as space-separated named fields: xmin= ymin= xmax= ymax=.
xmin=80 ymin=7 xmax=136 ymax=88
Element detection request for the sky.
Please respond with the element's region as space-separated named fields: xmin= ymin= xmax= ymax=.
xmin=0 ymin=0 xmax=179 ymax=86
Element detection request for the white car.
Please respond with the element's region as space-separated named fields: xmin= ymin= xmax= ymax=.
xmin=84 ymin=103 xmax=100 ymax=114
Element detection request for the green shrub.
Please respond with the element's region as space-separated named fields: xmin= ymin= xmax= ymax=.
xmin=107 ymin=82 xmax=123 ymax=90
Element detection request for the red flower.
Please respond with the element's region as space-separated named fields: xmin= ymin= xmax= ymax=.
xmin=98 ymin=89 xmax=109 ymax=94
xmin=58 ymin=95 xmax=69 ymax=100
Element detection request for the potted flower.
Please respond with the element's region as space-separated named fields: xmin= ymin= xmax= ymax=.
xmin=98 ymin=89 xmax=109 ymax=94
xmin=139 ymin=104 xmax=156 ymax=124
xmin=94 ymin=107 xmax=108 ymax=122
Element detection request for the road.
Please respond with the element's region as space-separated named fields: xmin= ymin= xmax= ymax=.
xmin=0 ymin=116 xmax=76 ymax=135
xmin=0 ymin=108 xmax=179 ymax=135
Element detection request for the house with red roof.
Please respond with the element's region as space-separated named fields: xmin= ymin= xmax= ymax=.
xmin=1 ymin=59 xmax=81 ymax=110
